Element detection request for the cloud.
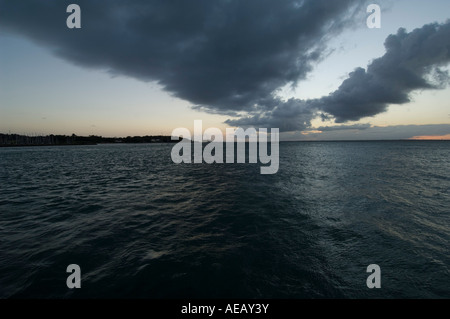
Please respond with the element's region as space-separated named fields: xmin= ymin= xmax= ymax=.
xmin=0 ymin=0 xmax=367 ymax=132
xmin=217 ymin=21 xmax=450 ymax=131
xmin=314 ymin=123 xmax=372 ymax=132
xmin=316 ymin=21 xmax=450 ymax=123
xmin=225 ymin=98 xmax=317 ymax=132
xmin=2 ymin=1 xmax=448 ymax=133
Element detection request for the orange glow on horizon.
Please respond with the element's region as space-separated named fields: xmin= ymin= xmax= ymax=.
xmin=409 ymin=134 xmax=450 ymax=140
xmin=301 ymin=130 xmax=323 ymax=135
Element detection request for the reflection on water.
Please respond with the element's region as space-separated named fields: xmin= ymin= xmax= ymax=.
xmin=0 ymin=141 xmax=449 ymax=298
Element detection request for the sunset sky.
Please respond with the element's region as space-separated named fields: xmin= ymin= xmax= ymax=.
xmin=0 ymin=0 xmax=449 ymax=140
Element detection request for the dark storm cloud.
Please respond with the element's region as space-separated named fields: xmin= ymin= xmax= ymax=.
xmin=231 ymin=21 xmax=450 ymax=130
xmin=225 ymin=98 xmax=316 ymax=132
xmin=0 ymin=0 xmax=367 ymax=131
xmin=4 ymin=1 xmax=447 ymax=133
xmin=316 ymin=21 xmax=450 ymax=123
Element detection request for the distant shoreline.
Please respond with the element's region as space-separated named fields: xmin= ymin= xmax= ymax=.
xmin=0 ymin=142 xmax=176 ymax=148
xmin=1 ymin=132 xmax=449 ymax=147
xmin=0 ymin=139 xmax=448 ymax=148
xmin=0 ymin=133 xmax=179 ymax=147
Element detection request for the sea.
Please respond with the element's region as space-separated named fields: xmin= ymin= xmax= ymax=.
xmin=0 ymin=141 xmax=449 ymax=299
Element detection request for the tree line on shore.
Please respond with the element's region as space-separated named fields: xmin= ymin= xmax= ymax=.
xmin=0 ymin=133 xmax=178 ymax=146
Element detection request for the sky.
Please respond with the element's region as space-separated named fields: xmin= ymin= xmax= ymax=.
xmin=0 ymin=0 xmax=449 ymax=140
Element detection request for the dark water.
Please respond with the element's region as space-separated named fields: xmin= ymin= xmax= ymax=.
xmin=0 ymin=141 xmax=449 ymax=299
